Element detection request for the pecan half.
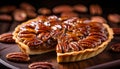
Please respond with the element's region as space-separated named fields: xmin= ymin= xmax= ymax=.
xmin=0 ymin=5 xmax=16 ymax=13
xmin=0 ymin=33 xmax=15 ymax=43
xmin=53 ymin=5 xmax=73 ymax=14
xmin=111 ymin=43 xmax=120 ymax=52
xmin=73 ymin=4 xmax=88 ymax=13
xmin=6 ymin=52 xmax=30 ymax=62
xmin=20 ymin=2 xmax=36 ymax=11
xmin=28 ymin=62 xmax=54 ymax=69
xmin=69 ymin=42 xmax=80 ymax=51
xmin=89 ymin=4 xmax=102 ymax=15
xmin=13 ymin=9 xmax=27 ymax=22
xmin=108 ymin=14 xmax=120 ymax=23
xmin=38 ymin=8 xmax=51 ymax=15
xmin=0 ymin=14 xmax=12 ymax=21
xmin=56 ymin=43 xmax=63 ymax=53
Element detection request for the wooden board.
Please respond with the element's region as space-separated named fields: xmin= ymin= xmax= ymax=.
xmin=0 ymin=36 xmax=120 ymax=69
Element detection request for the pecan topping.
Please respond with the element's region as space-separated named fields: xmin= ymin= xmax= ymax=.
xmin=6 ymin=52 xmax=30 ymax=62
xmin=16 ymin=16 xmax=108 ymax=53
xmin=69 ymin=42 xmax=80 ymax=51
xmin=28 ymin=62 xmax=54 ymax=69
xmin=56 ymin=43 xmax=63 ymax=53
xmin=0 ymin=33 xmax=15 ymax=43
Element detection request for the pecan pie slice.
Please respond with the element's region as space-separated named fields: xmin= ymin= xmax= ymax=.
xmin=13 ymin=15 xmax=113 ymax=63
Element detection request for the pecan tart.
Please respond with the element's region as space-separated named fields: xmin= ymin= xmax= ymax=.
xmin=13 ymin=15 xmax=113 ymax=63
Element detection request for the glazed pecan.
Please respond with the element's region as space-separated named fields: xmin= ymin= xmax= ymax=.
xmin=89 ymin=32 xmax=107 ymax=41
xmin=28 ymin=62 xmax=54 ymax=69
xmin=6 ymin=52 xmax=30 ymax=62
xmin=69 ymin=42 xmax=80 ymax=51
xmin=0 ymin=33 xmax=15 ymax=43
xmin=56 ymin=43 xmax=63 ymax=53
xmin=111 ymin=43 xmax=120 ymax=52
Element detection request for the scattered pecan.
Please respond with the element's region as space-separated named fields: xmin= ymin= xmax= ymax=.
xmin=13 ymin=9 xmax=27 ymax=22
xmin=53 ymin=5 xmax=73 ymax=14
xmin=112 ymin=28 xmax=120 ymax=35
xmin=6 ymin=52 xmax=30 ymax=62
xmin=0 ymin=33 xmax=15 ymax=43
xmin=28 ymin=62 xmax=54 ymax=69
xmin=108 ymin=14 xmax=120 ymax=23
xmin=89 ymin=4 xmax=102 ymax=15
xmin=0 ymin=14 xmax=12 ymax=21
xmin=38 ymin=8 xmax=51 ymax=15
xmin=73 ymin=4 xmax=88 ymax=13
xmin=20 ymin=2 xmax=36 ymax=11
xmin=0 ymin=5 xmax=16 ymax=13
xmin=111 ymin=43 xmax=120 ymax=52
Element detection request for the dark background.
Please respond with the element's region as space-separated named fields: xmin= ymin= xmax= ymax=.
xmin=0 ymin=0 xmax=119 ymax=13
xmin=0 ymin=0 xmax=119 ymax=69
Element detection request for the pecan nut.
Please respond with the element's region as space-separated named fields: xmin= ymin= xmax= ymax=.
xmin=53 ymin=5 xmax=73 ymax=14
xmin=0 ymin=5 xmax=16 ymax=13
xmin=73 ymin=4 xmax=88 ymax=13
xmin=13 ymin=9 xmax=27 ymax=22
xmin=89 ymin=4 xmax=102 ymax=15
xmin=6 ymin=52 xmax=30 ymax=62
xmin=38 ymin=8 xmax=51 ymax=15
xmin=0 ymin=14 xmax=12 ymax=21
xmin=20 ymin=2 xmax=36 ymax=11
xmin=111 ymin=43 xmax=120 ymax=52
xmin=28 ymin=62 xmax=54 ymax=69
xmin=108 ymin=14 xmax=120 ymax=23
xmin=0 ymin=33 xmax=15 ymax=43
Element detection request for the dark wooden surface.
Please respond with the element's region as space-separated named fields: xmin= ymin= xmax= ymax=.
xmin=0 ymin=0 xmax=120 ymax=69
